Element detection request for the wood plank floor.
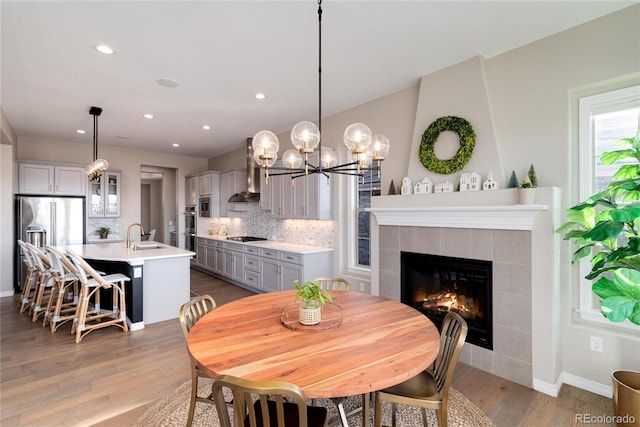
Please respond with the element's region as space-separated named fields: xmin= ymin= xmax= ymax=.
xmin=1 ymin=269 xmax=614 ymax=426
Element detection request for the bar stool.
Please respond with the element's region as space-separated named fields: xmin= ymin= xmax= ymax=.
xmin=17 ymin=240 xmax=37 ymax=313
xmin=42 ymin=245 xmax=80 ymax=333
xmin=66 ymin=250 xmax=130 ymax=343
xmin=24 ymin=242 xmax=54 ymax=322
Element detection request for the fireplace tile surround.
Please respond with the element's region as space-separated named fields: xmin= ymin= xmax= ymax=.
xmin=379 ymin=225 xmax=533 ymax=386
xmin=368 ymin=187 xmax=560 ymax=391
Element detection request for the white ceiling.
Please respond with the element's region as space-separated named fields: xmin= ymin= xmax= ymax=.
xmin=1 ymin=1 xmax=634 ymax=159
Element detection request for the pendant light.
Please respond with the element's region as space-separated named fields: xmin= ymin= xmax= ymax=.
xmin=252 ymin=0 xmax=390 ymax=184
xmin=86 ymin=106 xmax=109 ymax=182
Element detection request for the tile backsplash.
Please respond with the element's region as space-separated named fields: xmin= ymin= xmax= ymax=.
xmin=207 ymin=204 xmax=334 ymax=248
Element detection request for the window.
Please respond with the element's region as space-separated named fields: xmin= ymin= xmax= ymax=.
xmin=577 ymin=84 xmax=639 ymax=326
xmin=355 ymin=170 xmax=381 ymax=267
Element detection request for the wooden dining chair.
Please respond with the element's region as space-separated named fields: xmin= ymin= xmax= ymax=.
xmin=24 ymin=242 xmax=54 ymax=322
xmin=42 ymin=245 xmax=80 ymax=333
xmin=374 ymin=312 xmax=468 ymax=427
xmin=212 ymin=374 xmax=329 ymax=427
xmin=314 ymin=277 xmax=351 ymax=292
xmin=179 ymin=295 xmax=219 ymax=427
xmin=66 ymin=250 xmax=130 ymax=343
xmin=17 ymin=240 xmax=37 ymax=313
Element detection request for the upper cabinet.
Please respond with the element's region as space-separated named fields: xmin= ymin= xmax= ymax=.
xmin=260 ymin=154 xmax=332 ymax=220
xmin=19 ymin=163 xmax=86 ymax=196
xmin=220 ymin=169 xmax=246 ymax=217
xmin=89 ymin=171 xmax=120 ymax=217
xmin=185 ymin=175 xmax=198 ymax=206
xmin=198 ymin=171 xmax=221 ymax=217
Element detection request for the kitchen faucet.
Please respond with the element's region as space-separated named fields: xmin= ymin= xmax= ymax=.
xmin=126 ymin=223 xmax=146 ymax=248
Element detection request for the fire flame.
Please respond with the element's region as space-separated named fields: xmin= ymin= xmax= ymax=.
xmin=421 ymin=291 xmax=480 ymax=320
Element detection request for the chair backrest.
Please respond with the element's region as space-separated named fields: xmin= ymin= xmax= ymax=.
xmin=24 ymin=242 xmax=50 ymax=272
xmin=65 ymin=250 xmax=104 ymax=285
xmin=432 ymin=312 xmax=468 ymax=395
xmin=17 ymin=240 xmax=35 ymax=269
xmin=212 ymin=374 xmax=310 ymax=427
xmin=178 ymin=295 xmax=217 ymax=338
xmin=45 ymin=245 xmax=77 ymax=278
xmin=314 ymin=277 xmax=351 ymax=292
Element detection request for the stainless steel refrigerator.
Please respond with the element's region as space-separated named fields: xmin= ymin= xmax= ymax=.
xmin=14 ymin=195 xmax=86 ymax=290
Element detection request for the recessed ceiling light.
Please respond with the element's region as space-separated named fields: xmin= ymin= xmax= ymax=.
xmin=94 ymin=44 xmax=115 ymax=55
xmin=254 ymin=93 xmax=266 ymax=100
xmin=143 ymin=113 xmax=155 ymax=119
xmin=202 ymin=125 xmax=211 ymax=130
xmin=76 ymin=129 xmax=86 ymax=134
xmin=172 ymin=143 xmax=180 ymax=147
xmin=156 ymin=78 xmax=180 ymax=88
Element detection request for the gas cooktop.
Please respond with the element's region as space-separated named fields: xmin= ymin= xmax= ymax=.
xmin=226 ymin=236 xmax=268 ymax=242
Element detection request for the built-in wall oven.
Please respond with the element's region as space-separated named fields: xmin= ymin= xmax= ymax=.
xmin=184 ymin=205 xmax=196 ymax=254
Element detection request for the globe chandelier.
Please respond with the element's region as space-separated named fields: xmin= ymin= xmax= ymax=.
xmin=252 ymin=0 xmax=390 ymax=184
xmin=86 ymin=106 xmax=109 ymax=183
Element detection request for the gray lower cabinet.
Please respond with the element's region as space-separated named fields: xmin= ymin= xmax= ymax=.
xmin=193 ymin=237 xmax=333 ymax=293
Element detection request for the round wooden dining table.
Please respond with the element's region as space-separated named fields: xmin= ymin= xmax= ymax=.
xmin=187 ymin=290 xmax=439 ymax=426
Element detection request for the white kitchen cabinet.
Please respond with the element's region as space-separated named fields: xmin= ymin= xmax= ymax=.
xmin=19 ymin=162 xmax=86 ymax=196
xmin=219 ymin=169 xmax=246 ymax=217
xmin=185 ymin=175 xmax=198 ymax=207
xmin=192 ymin=237 xmax=333 ymax=293
xmin=88 ymin=171 xmax=120 ymax=217
xmin=258 ymin=168 xmax=271 ymax=211
xmin=268 ymin=164 xmax=294 ymax=219
xmin=292 ymin=154 xmax=332 ymax=219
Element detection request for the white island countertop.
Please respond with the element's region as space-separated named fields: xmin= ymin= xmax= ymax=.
xmin=59 ymin=241 xmax=195 ymax=264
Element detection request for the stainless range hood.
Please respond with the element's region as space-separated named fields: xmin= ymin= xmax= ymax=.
xmin=227 ymin=138 xmax=261 ymax=203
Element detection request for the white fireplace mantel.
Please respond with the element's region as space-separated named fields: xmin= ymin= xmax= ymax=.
xmin=367 ymin=204 xmax=547 ymax=230
xmin=367 ymin=188 xmax=549 ymax=230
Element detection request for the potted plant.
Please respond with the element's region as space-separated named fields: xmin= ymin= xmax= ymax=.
xmin=556 ymin=132 xmax=640 ymax=422
xmin=518 ymin=164 xmax=537 ymax=204
xmin=294 ymin=280 xmax=333 ymax=325
xmin=97 ymin=227 xmax=110 ymax=239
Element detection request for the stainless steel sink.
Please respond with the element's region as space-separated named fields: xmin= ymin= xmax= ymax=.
xmin=133 ymin=243 xmax=161 ymax=250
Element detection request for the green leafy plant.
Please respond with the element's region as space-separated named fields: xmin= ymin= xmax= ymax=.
xmin=96 ymin=227 xmax=110 ymax=237
xmin=556 ymin=132 xmax=640 ymax=325
xmin=294 ymin=280 xmax=333 ymax=309
xmin=520 ymin=175 xmax=534 ymax=189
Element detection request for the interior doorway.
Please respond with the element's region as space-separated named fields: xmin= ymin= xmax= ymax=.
xmin=140 ymin=166 xmax=177 ymax=246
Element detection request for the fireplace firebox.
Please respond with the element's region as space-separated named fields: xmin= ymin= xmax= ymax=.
xmin=401 ymin=252 xmax=492 ymax=350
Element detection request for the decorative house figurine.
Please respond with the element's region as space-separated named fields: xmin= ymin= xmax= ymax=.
xmin=482 ymin=172 xmax=499 ymax=190
xmin=414 ymin=177 xmax=433 ymax=194
xmin=459 ymin=172 xmax=481 ymax=191
xmin=401 ymin=177 xmax=413 ymax=195
xmin=434 ymin=180 xmax=454 ymax=193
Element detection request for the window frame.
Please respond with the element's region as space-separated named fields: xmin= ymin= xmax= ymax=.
xmin=576 ymin=84 xmax=639 ymax=329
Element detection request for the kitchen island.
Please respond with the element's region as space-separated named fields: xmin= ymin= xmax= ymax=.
xmin=57 ymin=242 xmax=194 ymax=330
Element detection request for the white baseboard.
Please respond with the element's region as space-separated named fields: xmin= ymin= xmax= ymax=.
xmin=0 ymin=290 xmax=15 ymax=298
xmin=533 ymin=372 xmax=612 ymax=398
xmin=561 ymin=372 xmax=612 ymax=398
xmin=533 ymin=377 xmax=562 ymax=397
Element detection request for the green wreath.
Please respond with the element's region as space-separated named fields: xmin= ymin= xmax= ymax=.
xmin=419 ymin=116 xmax=476 ymax=175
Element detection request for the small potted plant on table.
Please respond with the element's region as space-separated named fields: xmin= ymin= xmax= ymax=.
xmin=294 ymin=280 xmax=332 ymax=325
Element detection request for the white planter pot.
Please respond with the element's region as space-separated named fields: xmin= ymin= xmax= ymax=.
xmin=299 ymin=305 xmax=321 ymax=325
xmin=518 ymin=188 xmax=536 ymax=204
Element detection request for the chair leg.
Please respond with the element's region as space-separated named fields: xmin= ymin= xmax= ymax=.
xmin=186 ymin=365 xmax=199 ymax=427
xmin=436 ymin=406 xmax=447 ymax=427
xmin=337 ymin=401 xmax=349 ymax=427
xmin=374 ymin=393 xmax=382 ymax=427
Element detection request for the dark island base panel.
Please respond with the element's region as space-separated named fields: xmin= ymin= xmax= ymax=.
xmin=85 ymin=259 xmax=143 ymax=324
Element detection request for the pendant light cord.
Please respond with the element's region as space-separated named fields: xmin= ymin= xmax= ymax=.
xmin=318 ymin=0 xmax=323 ymax=173
xmin=93 ymin=113 xmax=99 ymax=161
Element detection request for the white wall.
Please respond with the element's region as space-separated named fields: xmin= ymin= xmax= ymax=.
xmin=1 ymin=109 xmax=17 ymax=296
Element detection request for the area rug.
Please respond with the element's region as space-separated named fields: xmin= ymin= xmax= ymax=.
xmin=134 ymin=378 xmax=494 ymax=426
